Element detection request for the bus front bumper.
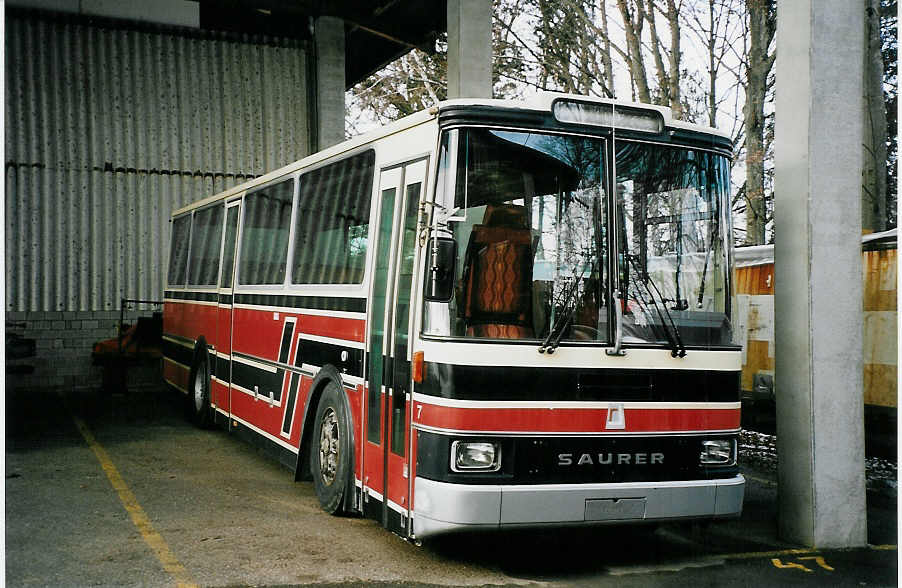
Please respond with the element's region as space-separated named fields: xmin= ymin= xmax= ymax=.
xmin=412 ymin=474 xmax=745 ymax=539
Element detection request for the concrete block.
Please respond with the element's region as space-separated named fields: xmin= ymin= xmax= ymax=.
xmin=447 ymin=0 xmax=492 ymax=99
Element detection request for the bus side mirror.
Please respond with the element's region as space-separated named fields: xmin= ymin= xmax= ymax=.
xmin=424 ymin=237 xmax=456 ymax=302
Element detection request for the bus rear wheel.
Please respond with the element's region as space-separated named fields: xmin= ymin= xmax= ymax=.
xmin=311 ymin=381 xmax=350 ymax=514
xmin=186 ymin=353 xmax=212 ymax=428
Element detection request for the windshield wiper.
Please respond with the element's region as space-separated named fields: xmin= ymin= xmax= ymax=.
xmin=625 ymin=254 xmax=686 ymax=358
xmin=696 ymin=203 xmax=720 ymax=309
xmin=538 ymin=306 xmax=573 ymax=354
xmin=538 ymin=260 xmax=593 ymax=354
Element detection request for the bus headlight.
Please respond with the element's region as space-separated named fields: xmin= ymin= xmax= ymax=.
xmin=451 ymin=441 xmax=501 ymax=472
xmin=700 ymin=439 xmax=736 ymax=465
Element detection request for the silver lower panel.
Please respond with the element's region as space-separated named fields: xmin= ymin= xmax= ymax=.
xmin=412 ymin=475 xmax=745 ymax=539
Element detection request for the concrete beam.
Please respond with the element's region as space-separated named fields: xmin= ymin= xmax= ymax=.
xmin=773 ymin=0 xmax=867 ymax=548
xmin=315 ymin=16 xmax=346 ymax=150
xmin=446 ymin=0 xmax=492 ymax=99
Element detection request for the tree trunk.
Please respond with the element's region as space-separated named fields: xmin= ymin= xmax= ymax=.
xmin=665 ymin=0 xmax=683 ymax=120
xmin=862 ymin=0 xmax=888 ymax=232
xmin=599 ymin=0 xmax=615 ymax=95
xmin=744 ymin=0 xmax=775 ymax=245
xmin=617 ymin=0 xmax=652 ymax=103
xmin=707 ymin=0 xmax=717 ymax=128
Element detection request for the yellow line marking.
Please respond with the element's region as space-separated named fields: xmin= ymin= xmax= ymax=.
xmin=771 ymin=558 xmax=813 ymax=572
xmin=720 ymin=544 xmax=897 ymax=560
xmin=798 ymin=556 xmax=834 ymax=571
xmin=72 ymin=415 xmax=198 ymax=588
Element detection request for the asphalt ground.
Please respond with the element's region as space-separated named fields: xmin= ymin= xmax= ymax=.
xmin=5 ymin=381 xmax=898 ymax=587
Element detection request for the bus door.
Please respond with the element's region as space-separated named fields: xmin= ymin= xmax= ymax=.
xmin=214 ymin=199 xmax=241 ymax=419
xmin=364 ymin=158 xmax=427 ymax=534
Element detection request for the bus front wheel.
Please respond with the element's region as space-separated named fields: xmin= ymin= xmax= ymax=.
xmin=311 ymin=381 xmax=350 ymax=514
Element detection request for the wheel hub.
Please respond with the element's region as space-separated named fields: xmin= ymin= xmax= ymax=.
xmin=193 ymin=367 xmax=205 ymax=412
xmin=319 ymin=408 xmax=340 ymax=486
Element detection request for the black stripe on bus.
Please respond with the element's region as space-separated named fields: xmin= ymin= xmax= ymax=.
xmin=278 ymin=322 xmax=294 ymax=364
xmin=299 ymin=339 xmax=364 ymax=378
xmin=164 ymin=290 xmax=219 ymax=303
xmin=162 ymin=337 xmax=194 ymax=367
xmin=229 ymin=337 xmax=363 ymax=391
xmin=232 ymin=356 xmax=285 ymax=402
xmin=416 ymin=363 xmax=740 ymax=403
xmin=415 ymin=430 xmax=739 ymax=486
xmin=282 ymin=373 xmax=301 ymax=436
xmin=219 ymin=294 xmax=233 ymax=305
xmin=282 ymin=338 xmax=307 ymax=435
xmin=215 ymin=354 xmax=231 ymax=380
xmin=234 ymin=293 xmax=366 ymax=313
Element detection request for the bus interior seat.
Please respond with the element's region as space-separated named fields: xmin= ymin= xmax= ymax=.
xmin=460 ymin=204 xmax=534 ymax=339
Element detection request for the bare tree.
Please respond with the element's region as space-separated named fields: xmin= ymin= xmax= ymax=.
xmin=743 ymin=0 xmax=776 ymax=245
xmin=614 ymin=0 xmax=685 ymax=118
xmin=863 ymin=0 xmax=888 ymax=232
xmin=616 ymin=0 xmax=654 ymax=103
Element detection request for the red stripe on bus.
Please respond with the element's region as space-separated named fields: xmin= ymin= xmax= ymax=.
xmin=413 ymin=404 xmax=740 ymax=433
xmin=233 ymin=307 xmax=365 ymax=352
xmin=164 ymin=300 xmax=219 ymax=343
xmin=297 ymin=313 xmax=365 ymax=343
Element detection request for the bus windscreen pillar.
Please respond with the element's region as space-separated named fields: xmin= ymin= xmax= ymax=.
xmin=447 ymin=0 xmax=492 ymax=99
xmin=773 ymin=0 xmax=867 ymax=548
xmin=314 ymin=16 xmax=345 ymax=150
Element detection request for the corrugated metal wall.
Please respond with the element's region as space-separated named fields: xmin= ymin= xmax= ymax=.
xmin=5 ymin=11 xmax=310 ymax=311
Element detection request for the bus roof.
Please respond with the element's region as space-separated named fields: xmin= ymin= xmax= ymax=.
xmin=173 ymin=92 xmax=731 ymax=217
xmin=438 ymin=92 xmax=733 ymax=140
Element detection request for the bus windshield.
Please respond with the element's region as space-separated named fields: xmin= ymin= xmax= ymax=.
xmin=424 ymin=127 xmax=609 ymax=343
xmin=424 ymin=126 xmax=733 ymax=349
xmin=616 ymin=142 xmax=732 ymax=348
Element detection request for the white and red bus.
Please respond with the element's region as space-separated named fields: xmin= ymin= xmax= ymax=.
xmin=163 ymin=93 xmax=744 ymax=539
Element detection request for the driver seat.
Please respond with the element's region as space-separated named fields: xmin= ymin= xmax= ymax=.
xmin=460 ymin=204 xmax=534 ymax=338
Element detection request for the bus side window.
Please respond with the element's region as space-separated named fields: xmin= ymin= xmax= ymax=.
xmin=168 ymin=215 xmax=191 ymax=287
xmin=292 ymin=150 xmax=375 ymax=285
xmin=238 ymin=179 xmax=295 ymax=285
xmin=220 ymin=206 xmax=240 ymax=288
xmin=187 ymin=205 xmax=224 ymax=287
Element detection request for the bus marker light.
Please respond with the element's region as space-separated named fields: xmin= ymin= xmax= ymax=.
xmin=412 ymin=351 xmax=424 ymax=383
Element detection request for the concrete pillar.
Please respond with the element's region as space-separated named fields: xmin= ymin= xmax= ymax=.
xmin=314 ymin=16 xmax=345 ymax=149
xmin=446 ymin=0 xmax=492 ymax=99
xmin=773 ymin=0 xmax=867 ymax=548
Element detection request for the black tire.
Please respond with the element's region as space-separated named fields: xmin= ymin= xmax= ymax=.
xmin=310 ymin=381 xmax=351 ymax=515
xmin=186 ymin=350 xmax=212 ymax=428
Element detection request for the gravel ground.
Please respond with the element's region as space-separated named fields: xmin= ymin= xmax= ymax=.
xmin=739 ymin=429 xmax=898 ymax=494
